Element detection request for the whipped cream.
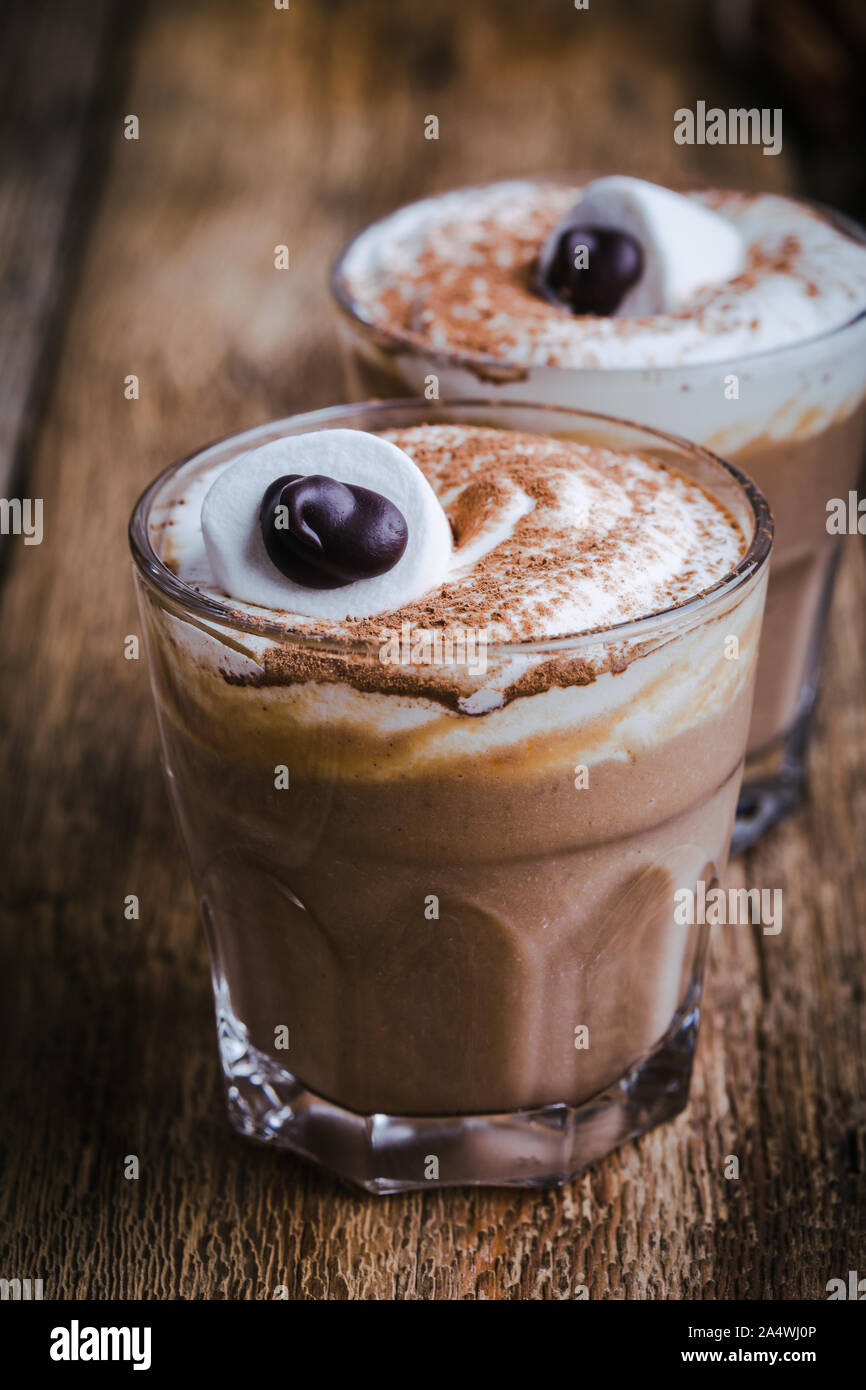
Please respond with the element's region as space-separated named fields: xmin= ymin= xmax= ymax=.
xmin=155 ymin=581 xmax=765 ymax=779
xmin=157 ymin=423 xmax=746 ymax=644
xmin=340 ymin=180 xmax=866 ymax=369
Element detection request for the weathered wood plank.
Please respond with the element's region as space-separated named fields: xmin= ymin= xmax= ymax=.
xmin=0 ymin=0 xmax=120 ymax=503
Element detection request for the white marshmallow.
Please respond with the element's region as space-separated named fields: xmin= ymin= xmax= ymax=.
xmin=201 ymin=429 xmax=452 ymax=619
xmin=550 ymin=176 xmax=746 ymax=315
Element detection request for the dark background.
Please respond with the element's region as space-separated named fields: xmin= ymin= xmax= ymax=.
xmin=1 ymin=0 xmax=864 ymax=1299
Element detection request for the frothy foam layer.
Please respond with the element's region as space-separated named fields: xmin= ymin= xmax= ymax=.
xmin=341 ymin=181 xmax=866 ymax=369
xmin=155 ymin=423 xmax=746 ymax=645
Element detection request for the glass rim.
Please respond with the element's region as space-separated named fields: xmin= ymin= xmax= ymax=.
xmin=329 ymin=177 xmax=866 ymax=377
xmin=128 ymin=396 xmax=773 ymax=658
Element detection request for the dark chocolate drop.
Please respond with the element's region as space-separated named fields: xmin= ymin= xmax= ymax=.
xmin=260 ymin=474 xmax=408 ymax=589
xmin=535 ymin=223 xmax=644 ymax=316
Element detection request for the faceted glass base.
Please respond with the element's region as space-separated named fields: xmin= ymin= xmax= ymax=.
xmin=732 ymin=766 xmax=805 ymax=856
xmin=217 ymin=986 xmax=702 ymax=1193
xmin=733 ymin=546 xmax=839 ymax=856
xmin=732 ymin=707 xmax=812 ymax=856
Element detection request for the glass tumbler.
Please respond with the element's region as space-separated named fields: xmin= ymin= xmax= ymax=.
xmin=331 ymin=189 xmax=866 ymax=852
xmin=130 ymin=398 xmax=771 ymax=1191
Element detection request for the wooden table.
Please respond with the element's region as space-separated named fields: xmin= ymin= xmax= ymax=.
xmin=1 ymin=0 xmax=863 ymax=1300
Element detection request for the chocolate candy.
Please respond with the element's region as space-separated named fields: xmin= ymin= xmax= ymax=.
xmin=535 ymin=223 xmax=644 ymax=316
xmin=260 ymin=474 xmax=409 ymax=589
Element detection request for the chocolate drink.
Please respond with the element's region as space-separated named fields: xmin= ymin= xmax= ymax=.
xmin=333 ymin=178 xmax=866 ymax=847
xmin=132 ymin=400 xmax=771 ymax=1189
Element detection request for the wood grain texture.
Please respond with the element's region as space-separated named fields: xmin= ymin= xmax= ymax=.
xmin=0 ymin=0 xmax=120 ymax=500
xmin=0 ymin=0 xmax=862 ymax=1300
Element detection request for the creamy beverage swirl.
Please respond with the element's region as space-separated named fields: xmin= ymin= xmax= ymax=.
xmin=340 ymin=181 xmax=866 ymax=369
xmin=146 ymin=419 xmax=765 ymax=774
xmin=157 ymin=424 xmax=745 ymax=646
xmin=139 ymin=419 xmax=767 ymax=1133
